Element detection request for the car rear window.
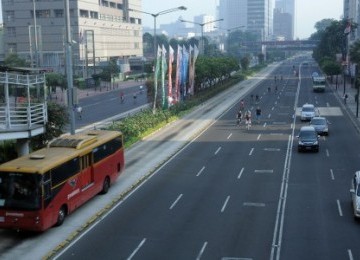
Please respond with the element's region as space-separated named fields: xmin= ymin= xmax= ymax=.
xmin=302 ymin=107 xmax=314 ymax=112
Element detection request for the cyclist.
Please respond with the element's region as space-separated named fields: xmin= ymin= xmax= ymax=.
xmin=236 ymin=110 xmax=242 ymax=126
xmin=245 ymin=110 xmax=252 ymax=130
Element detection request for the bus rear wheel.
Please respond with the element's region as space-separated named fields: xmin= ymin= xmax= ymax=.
xmin=56 ymin=206 xmax=67 ymax=227
xmin=100 ymin=177 xmax=110 ymax=194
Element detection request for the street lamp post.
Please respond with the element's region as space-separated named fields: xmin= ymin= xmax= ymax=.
xmin=180 ymin=18 xmax=224 ymax=55
xmin=129 ymin=6 xmax=187 ymax=59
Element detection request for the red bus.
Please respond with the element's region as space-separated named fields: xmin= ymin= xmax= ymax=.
xmin=0 ymin=130 xmax=124 ymax=231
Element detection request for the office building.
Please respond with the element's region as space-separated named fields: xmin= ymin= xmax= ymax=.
xmin=2 ymin=0 xmax=143 ymax=75
xmin=218 ymin=0 xmax=273 ymax=40
xmin=274 ymin=0 xmax=294 ymax=39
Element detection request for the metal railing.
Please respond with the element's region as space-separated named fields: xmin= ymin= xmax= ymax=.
xmin=0 ymin=103 xmax=47 ymax=130
xmin=0 ymin=72 xmax=45 ymax=85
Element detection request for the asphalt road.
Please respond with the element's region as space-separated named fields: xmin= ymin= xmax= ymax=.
xmin=73 ymin=84 xmax=148 ymax=129
xmin=54 ymin=56 xmax=360 ymax=260
xmin=2 ymin=56 xmax=360 ymax=260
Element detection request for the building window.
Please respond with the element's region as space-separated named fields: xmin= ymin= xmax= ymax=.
xmin=8 ymin=43 xmax=17 ymax=53
xmin=90 ymin=11 xmax=98 ymax=19
xmin=101 ymin=0 xmax=109 ymax=7
xmin=134 ymin=42 xmax=140 ymax=49
xmin=117 ymin=3 xmax=123 ymax=10
xmin=54 ymin=9 xmax=64 ymax=18
xmin=7 ymin=27 xmax=16 ymax=37
xmin=5 ymin=11 xmax=15 ymax=22
xmin=3 ymin=0 xmax=14 ymax=5
xmin=110 ymin=2 xmax=116 ymax=8
xmin=80 ymin=9 xmax=89 ymax=18
xmin=130 ymin=17 xmax=135 ymax=24
xmin=36 ymin=9 xmax=50 ymax=18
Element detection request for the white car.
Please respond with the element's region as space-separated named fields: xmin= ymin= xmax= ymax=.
xmin=300 ymin=103 xmax=317 ymax=121
xmin=350 ymin=171 xmax=360 ymax=218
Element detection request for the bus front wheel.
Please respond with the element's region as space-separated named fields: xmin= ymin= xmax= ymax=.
xmin=100 ymin=177 xmax=110 ymax=194
xmin=56 ymin=206 xmax=67 ymax=226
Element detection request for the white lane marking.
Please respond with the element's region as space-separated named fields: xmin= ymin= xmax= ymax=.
xmin=264 ymin=148 xmax=281 ymax=152
xmin=169 ymin=194 xmax=183 ymax=210
xmin=263 ymin=122 xmax=267 ymax=128
xmin=268 ymin=114 xmax=272 ymax=118
xmin=348 ymin=249 xmax=354 ymax=260
xmin=215 ymin=147 xmax=222 ymax=155
xmin=221 ymin=257 xmax=253 ymax=260
xmin=254 ymin=169 xmax=274 ymax=173
xmin=221 ymin=196 xmax=231 ymax=212
xmin=272 ymin=122 xmax=287 ymax=125
xmin=337 ymin=199 xmax=343 ymax=217
xmin=270 ymin=133 xmax=284 ymax=136
xmin=243 ymin=202 xmax=266 ymax=207
xmin=196 ymin=242 xmax=208 ymax=260
xmin=227 ymin=133 xmax=232 ymax=140
xmin=197 ymin=166 xmax=206 ymax=177
xmin=257 ymin=134 xmax=261 ymax=140
xmin=272 ymin=107 xmax=275 ymax=111
xmin=238 ymin=168 xmax=245 ymax=179
xmin=127 ymin=238 xmax=146 ymax=260
xmin=326 ymin=149 xmax=330 ymax=157
xmin=330 ymin=169 xmax=335 ymax=180
xmin=249 ymin=148 xmax=254 ymax=156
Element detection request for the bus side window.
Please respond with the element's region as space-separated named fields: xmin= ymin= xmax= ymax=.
xmin=81 ymin=153 xmax=92 ymax=170
xmin=43 ymin=172 xmax=52 ymax=201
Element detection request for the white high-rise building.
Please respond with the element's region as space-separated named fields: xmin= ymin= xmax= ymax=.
xmin=2 ymin=0 xmax=143 ymax=74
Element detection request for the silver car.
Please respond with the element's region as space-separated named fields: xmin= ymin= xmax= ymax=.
xmin=310 ymin=116 xmax=329 ymax=135
xmin=350 ymin=171 xmax=360 ymax=218
xmin=300 ymin=103 xmax=317 ymax=121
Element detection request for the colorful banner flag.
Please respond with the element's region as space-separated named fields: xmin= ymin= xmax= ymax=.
xmin=161 ymin=45 xmax=168 ymax=109
xmin=189 ymin=45 xmax=200 ymax=95
xmin=181 ymin=45 xmax=189 ymax=99
xmin=153 ymin=45 xmax=162 ymax=112
xmin=168 ymin=45 xmax=174 ymax=106
xmin=175 ymin=45 xmax=182 ymax=102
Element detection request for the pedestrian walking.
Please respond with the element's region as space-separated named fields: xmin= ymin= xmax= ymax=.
xmin=256 ymin=106 xmax=261 ymax=123
xmin=344 ymin=93 xmax=348 ymax=104
xmin=120 ymin=91 xmax=125 ymax=103
xmin=76 ymin=105 xmax=82 ymax=119
xmin=240 ymin=99 xmax=245 ymax=111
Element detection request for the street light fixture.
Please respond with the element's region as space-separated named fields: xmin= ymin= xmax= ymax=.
xmin=129 ymin=6 xmax=187 ymax=59
xmin=180 ymin=18 xmax=224 ymax=55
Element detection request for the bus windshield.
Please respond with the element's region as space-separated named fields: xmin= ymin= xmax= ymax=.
xmin=0 ymin=172 xmax=41 ymax=210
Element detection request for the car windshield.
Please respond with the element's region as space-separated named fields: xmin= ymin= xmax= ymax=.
xmin=303 ymin=107 xmax=314 ymax=112
xmin=0 ymin=172 xmax=41 ymax=210
xmin=311 ymin=118 xmax=325 ymax=125
xmin=357 ymin=184 xmax=360 ymax=196
xmin=299 ymin=130 xmax=317 ymax=139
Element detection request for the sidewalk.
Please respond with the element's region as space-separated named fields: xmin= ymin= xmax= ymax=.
xmin=329 ymin=79 xmax=360 ymax=132
xmin=48 ymin=79 xmax=144 ymax=105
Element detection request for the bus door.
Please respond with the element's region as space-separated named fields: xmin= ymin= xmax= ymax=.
xmin=79 ymin=153 xmax=94 ymax=192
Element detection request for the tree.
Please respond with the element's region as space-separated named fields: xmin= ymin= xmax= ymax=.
xmin=240 ymin=56 xmax=250 ymax=71
xmin=3 ymin=53 xmax=30 ymax=67
xmin=321 ymin=60 xmax=342 ymax=82
xmin=312 ymin=19 xmax=357 ymax=64
xmin=46 ymin=73 xmax=64 ymax=94
xmin=30 ymin=102 xmax=69 ymax=150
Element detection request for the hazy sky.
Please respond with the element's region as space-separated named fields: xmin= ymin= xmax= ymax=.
xmin=141 ymin=0 xmax=344 ymax=39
